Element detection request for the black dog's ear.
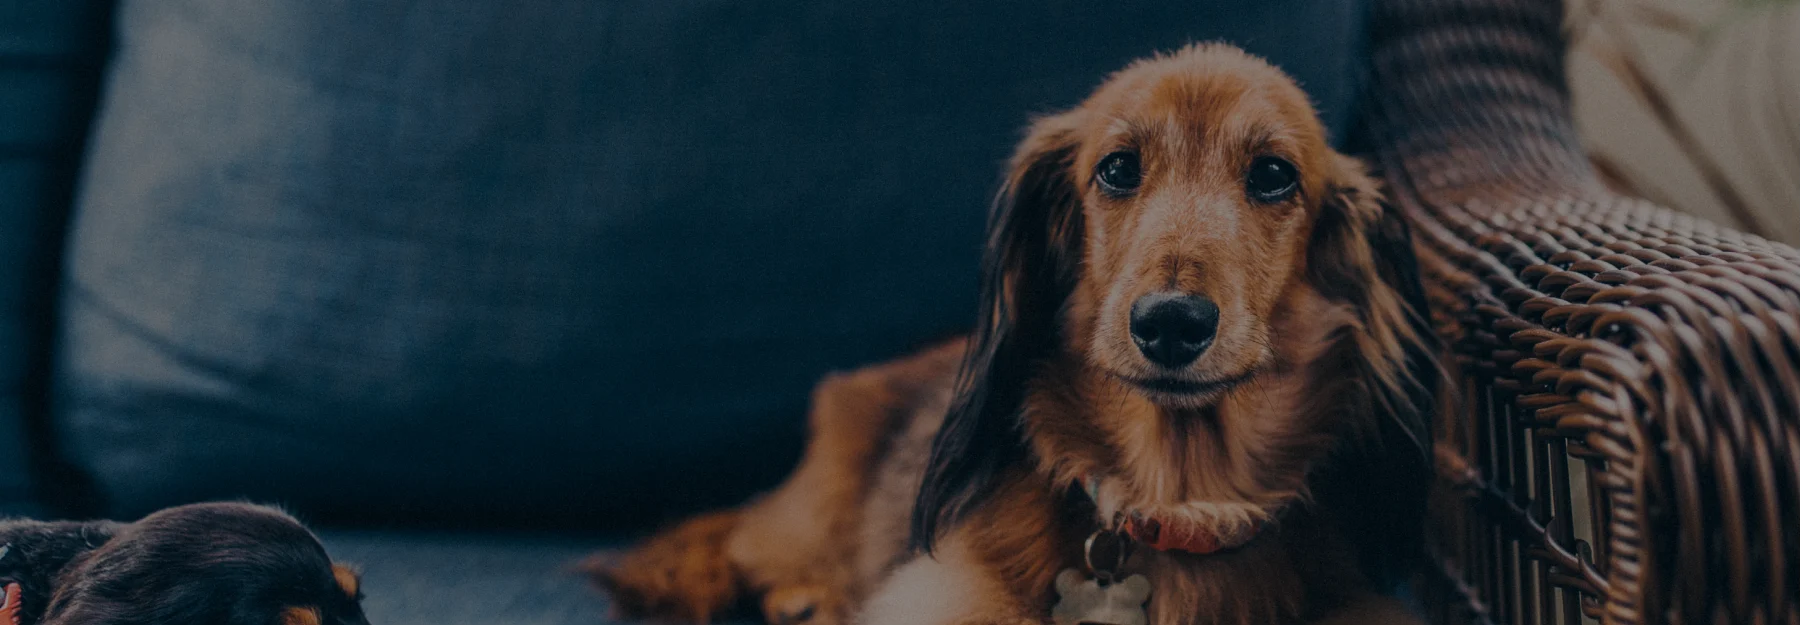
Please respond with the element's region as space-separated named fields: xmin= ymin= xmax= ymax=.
xmin=1306 ymin=155 xmax=1441 ymax=588
xmin=0 ymin=520 xmax=121 ymax=625
xmin=911 ymin=111 xmax=1087 ymax=552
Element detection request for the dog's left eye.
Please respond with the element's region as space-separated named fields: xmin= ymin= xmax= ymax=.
xmin=1095 ymin=151 xmax=1142 ymax=195
xmin=1246 ymin=156 xmax=1299 ymax=202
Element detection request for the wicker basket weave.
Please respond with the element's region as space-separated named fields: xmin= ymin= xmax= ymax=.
xmin=1361 ymin=0 xmax=1799 ymax=623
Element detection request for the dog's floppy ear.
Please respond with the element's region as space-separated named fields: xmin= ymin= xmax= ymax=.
xmin=1305 ymin=154 xmax=1440 ymax=588
xmin=911 ymin=111 xmax=1087 ymax=552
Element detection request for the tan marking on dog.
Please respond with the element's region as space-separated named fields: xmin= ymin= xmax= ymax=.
xmin=331 ymin=563 xmax=360 ymax=599
xmin=279 ymin=606 xmax=321 ymax=625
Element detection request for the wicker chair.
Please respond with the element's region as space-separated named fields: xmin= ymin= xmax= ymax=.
xmin=1361 ymin=0 xmax=1800 ymax=623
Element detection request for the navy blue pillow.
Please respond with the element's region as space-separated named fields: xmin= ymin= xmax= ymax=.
xmin=55 ymin=0 xmax=1366 ymax=525
xmin=0 ymin=1 xmax=112 ymax=512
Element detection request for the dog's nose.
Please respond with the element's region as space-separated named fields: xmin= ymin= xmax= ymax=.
xmin=1129 ymin=292 xmax=1219 ymax=369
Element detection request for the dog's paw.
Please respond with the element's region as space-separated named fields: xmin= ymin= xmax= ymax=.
xmin=579 ymin=510 xmax=745 ymax=623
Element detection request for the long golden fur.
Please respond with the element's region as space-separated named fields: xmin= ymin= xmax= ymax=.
xmin=585 ymin=43 xmax=1439 ymax=624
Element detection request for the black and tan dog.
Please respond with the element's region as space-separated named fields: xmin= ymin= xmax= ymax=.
xmin=0 ymin=502 xmax=367 ymax=625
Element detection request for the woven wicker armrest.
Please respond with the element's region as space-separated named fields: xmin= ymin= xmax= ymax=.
xmin=1361 ymin=1 xmax=1798 ymax=623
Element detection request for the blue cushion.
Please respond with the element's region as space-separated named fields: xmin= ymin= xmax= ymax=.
xmin=55 ymin=0 xmax=1367 ymax=523
xmin=0 ymin=1 xmax=112 ymax=508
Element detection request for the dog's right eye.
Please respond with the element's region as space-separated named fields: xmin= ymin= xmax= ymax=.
xmin=1095 ymin=151 xmax=1141 ymax=195
xmin=1246 ymin=156 xmax=1299 ymax=203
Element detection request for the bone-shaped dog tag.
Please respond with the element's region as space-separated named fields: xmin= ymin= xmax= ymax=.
xmin=1051 ymin=568 xmax=1150 ymax=625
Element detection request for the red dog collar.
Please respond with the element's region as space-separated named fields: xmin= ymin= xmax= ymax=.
xmin=2 ymin=581 xmax=20 ymax=626
xmin=1083 ymin=477 xmax=1263 ymax=555
xmin=0 ymin=543 xmax=16 ymax=626
xmin=1120 ymin=513 xmax=1260 ymax=554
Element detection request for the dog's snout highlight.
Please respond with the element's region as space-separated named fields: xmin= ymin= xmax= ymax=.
xmin=1128 ymin=292 xmax=1219 ymax=369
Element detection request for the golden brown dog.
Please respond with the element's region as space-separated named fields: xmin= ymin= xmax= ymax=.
xmin=587 ymin=43 xmax=1438 ymax=624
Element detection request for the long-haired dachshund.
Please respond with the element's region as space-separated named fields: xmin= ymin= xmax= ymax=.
xmin=0 ymin=502 xmax=367 ymax=624
xmin=589 ymin=43 xmax=1438 ymax=624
